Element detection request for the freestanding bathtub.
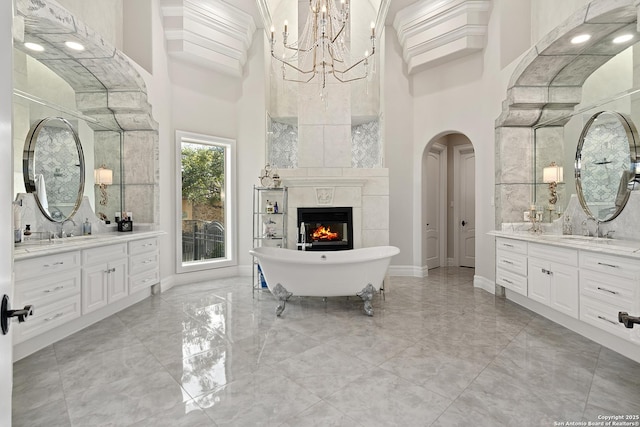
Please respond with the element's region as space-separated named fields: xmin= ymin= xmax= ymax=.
xmin=249 ymin=246 xmax=399 ymax=316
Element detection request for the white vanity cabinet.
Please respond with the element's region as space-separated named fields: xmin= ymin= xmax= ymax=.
xmin=494 ymin=233 xmax=640 ymax=363
xmin=495 ymin=238 xmax=528 ymax=296
xmin=81 ymin=243 xmax=128 ymax=314
xmin=527 ymin=243 xmax=579 ymax=319
xmin=128 ymin=237 xmax=159 ymax=294
xmin=579 ymin=251 xmax=640 ymax=340
xmin=13 ymin=251 xmax=82 ymax=344
xmin=13 ymin=232 xmax=162 ymax=361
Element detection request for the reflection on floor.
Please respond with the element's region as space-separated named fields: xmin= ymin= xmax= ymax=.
xmin=12 ymin=267 xmax=640 ymax=426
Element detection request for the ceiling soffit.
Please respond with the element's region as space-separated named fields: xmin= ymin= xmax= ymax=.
xmin=393 ymin=0 xmax=491 ymax=74
xmin=160 ymin=0 xmax=256 ymax=77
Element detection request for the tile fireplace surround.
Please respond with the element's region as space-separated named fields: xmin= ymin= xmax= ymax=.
xmin=279 ymin=168 xmax=389 ymax=250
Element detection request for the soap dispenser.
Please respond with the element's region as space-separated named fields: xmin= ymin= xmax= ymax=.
xmin=82 ymin=218 xmax=92 ymax=235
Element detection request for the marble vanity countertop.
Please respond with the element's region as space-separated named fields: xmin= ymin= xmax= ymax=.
xmin=489 ymin=230 xmax=640 ymax=259
xmin=14 ymin=229 xmax=165 ymax=260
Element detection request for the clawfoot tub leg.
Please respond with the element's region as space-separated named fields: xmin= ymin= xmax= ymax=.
xmin=357 ymin=283 xmax=376 ymax=316
xmin=272 ymin=283 xmax=293 ymax=316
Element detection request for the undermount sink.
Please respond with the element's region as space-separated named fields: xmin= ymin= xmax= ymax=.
xmin=55 ymin=234 xmax=101 ymax=242
xmin=535 ymin=234 xmax=640 ymax=252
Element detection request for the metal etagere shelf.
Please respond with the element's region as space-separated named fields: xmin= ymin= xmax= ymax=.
xmin=252 ymin=185 xmax=288 ymax=294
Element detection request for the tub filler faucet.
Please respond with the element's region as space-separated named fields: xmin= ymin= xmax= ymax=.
xmin=297 ymin=221 xmax=311 ymax=250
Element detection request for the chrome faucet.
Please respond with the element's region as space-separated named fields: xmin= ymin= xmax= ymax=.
xmin=581 ymin=217 xmax=600 ymax=237
xmin=59 ymin=217 xmax=76 ymax=238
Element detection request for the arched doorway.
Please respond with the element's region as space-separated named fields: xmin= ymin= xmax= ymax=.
xmin=422 ymin=133 xmax=475 ymax=271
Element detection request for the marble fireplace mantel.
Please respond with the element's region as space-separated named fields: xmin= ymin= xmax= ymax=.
xmin=278 ymin=167 xmax=389 ymax=250
xmin=281 ymin=176 xmax=368 ymax=187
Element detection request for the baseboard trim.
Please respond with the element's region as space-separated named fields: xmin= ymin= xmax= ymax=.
xmin=388 ymin=265 xmax=428 ymax=277
xmin=474 ymin=275 xmax=495 ymax=294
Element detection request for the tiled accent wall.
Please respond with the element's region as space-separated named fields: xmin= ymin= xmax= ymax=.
xmin=579 ymin=120 xmax=630 ymax=204
xmin=351 ymin=120 xmax=381 ymax=168
xmin=268 ymin=120 xmax=298 ymax=169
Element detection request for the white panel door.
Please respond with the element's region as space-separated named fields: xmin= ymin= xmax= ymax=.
xmin=425 ymin=148 xmax=443 ymax=269
xmin=1 ymin=1 xmax=13 ymax=423
xmin=455 ymin=146 xmax=475 ymax=268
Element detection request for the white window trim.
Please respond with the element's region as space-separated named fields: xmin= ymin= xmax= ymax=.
xmin=175 ymin=130 xmax=237 ymax=273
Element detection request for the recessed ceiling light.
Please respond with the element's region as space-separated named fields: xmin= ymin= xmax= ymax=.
xmin=64 ymin=41 xmax=85 ymax=51
xmin=571 ymin=34 xmax=591 ymax=44
xmin=24 ymin=42 xmax=44 ymax=52
xmin=613 ymin=34 xmax=634 ymax=44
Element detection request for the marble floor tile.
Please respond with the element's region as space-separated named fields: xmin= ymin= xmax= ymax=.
xmin=57 ymin=342 xmax=165 ymax=392
xmin=195 ymin=366 xmax=322 ymax=426
xmin=324 ymin=368 xmax=452 ymax=427
xmin=12 ymin=267 xmax=640 ymax=426
xmin=12 ymin=398 xmax=71 ymax=427
xmin=65 ymin=370 xmax=191 ymax=426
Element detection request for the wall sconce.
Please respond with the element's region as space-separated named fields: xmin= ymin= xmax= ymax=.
xmin=94 ymin=165 xmax=113 ymax=206
xmin=543 ymin=161 xmax=564 ymax=207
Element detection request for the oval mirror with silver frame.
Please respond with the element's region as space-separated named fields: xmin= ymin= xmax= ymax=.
xmin=23 ymin=117 xmax=85 ymax=222
xmin=575 ymin=111 xmax=638 ymax=222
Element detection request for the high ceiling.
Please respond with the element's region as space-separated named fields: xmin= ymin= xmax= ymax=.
xmin=160 ymin=0 xmax=492 ymax=76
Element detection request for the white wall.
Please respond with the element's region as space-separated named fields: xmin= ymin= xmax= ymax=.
xmin=383 ymin=28 xmax=414 ymax=268
xmin=390 ymin=0 xmax=534 ymax=282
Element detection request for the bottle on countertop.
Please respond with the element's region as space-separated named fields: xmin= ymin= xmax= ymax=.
xmin=562 ymin=215 xmax=572 ymax=235
xmin=82 ymin=218 xmax=92 ymax=235
xmin=23 ymin=224 xmax=32 ymax=236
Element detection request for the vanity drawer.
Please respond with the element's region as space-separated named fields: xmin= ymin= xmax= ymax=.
xmin=82 ymin=243 xmax=127 ymax=266
xmin=580 ymin=296 xmax=633 ymax=341
xmin=579 ymin=251 xmax=640 ymax=279
xmin=129 ymin=250 xmax=159 ymax=276
xmin=496 ymin=250 xmax=527 ymax=276
xmin=129 ymin=269 xmax=159 ymax=294
xmin=15 ymin=251 xmax=81 ymax=280
xmin=580 ymin=269 xmax=639 ymax=310
xmin=496 ymin=268 xmax=527 ymax=296
xmin=496 ymin=238 xmax=527 ymax=255
xmin=528 ymin=243 xmax=578 ymax=266
xmin=129 ymin=238 xmax=158 ymax=256
xmin=15 ymin=269 xmax=81 ymax=308
xmin=13 ymin=294 xmax=81 ymax=344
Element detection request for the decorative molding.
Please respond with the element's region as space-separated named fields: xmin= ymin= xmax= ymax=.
xmin=393 ymin=0 xmax=491 ymax=73
xmin=315 ymin=187 xmax=335 ymax=205
xmin=160 ymin=0 xmax=256 ymax=77
xmin=282 ymin=176 xmax=368 ymax=187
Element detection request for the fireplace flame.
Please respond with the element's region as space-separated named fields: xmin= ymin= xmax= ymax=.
xmin=312 ymin=225 xmax=339 ymax=241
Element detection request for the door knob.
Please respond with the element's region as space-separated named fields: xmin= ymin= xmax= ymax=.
xmin=1 ymin=294 xmax=34 ymax=335
xmin=619 ymin=312 xmax=640 ymax=329
xmin=461 ymin=220 xmax=467 ymax=226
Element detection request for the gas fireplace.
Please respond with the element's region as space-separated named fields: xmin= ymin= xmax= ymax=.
xmin=297 ymin=207 xmax=353 ymax=251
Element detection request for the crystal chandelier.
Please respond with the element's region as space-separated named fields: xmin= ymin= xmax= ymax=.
xmin=270 ymin=0 xmax=376 ymax=91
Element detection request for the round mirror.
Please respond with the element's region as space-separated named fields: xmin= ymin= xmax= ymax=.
xmin=575 ymin=111 xmax=638 ymax=222
xmin=23 ymin=117 xmax=85 ymax=222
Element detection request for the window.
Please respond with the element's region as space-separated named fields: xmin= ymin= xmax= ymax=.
xmin=176 ymin=130 xmax=236 ymax=272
